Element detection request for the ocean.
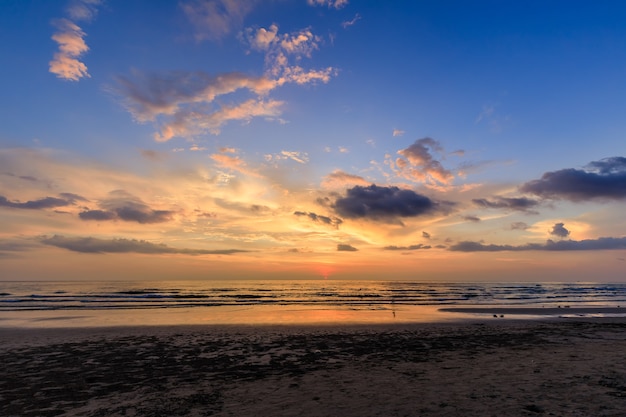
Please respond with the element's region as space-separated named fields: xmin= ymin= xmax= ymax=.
xmin=1 ymin=280 xmax=626 ymax=327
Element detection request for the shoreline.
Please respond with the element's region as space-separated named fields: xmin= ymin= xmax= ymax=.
xmin=3 ymin=318 xmax=626 ymax=416
xmin=4 ymin=303 xmax=626 ymax=330
xmin=439 ymin=305 xmax=626 ymax=316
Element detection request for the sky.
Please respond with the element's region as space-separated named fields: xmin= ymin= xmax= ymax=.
xmin=1 ymin=0 xmax=626 ymax=282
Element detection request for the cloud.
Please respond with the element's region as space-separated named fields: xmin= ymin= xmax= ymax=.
xmin=116 ymin=57 xmax=331 ymax=141
xmin=392 ymin=129 xmax=405 ymax=137
xmin=520 ymin=157 xmax=626 ymax=201
xmin=49 ymin=1 xmax=101 ymax=81
xmin=472 ymin=196 xmax=539 ymax=212
xmin=181 ymin=0 xmax=257 ymax=41
xmin=66 ymin=0 xmax=101 ymax=21
xmin=422 ymin=231 xmax=431 ymax=239
xmin=342 ymin=13 xmax=361 ymax=29
xmin=241 ymin=24 xmax=337 ymax=84
xmin=0 ymin=238 xmax=38 ymax=255
xmin=307 ymin=0 xmax=348 ymax=9
xmin=475 ymin=104 xmax=509 ymax=133
xmin=337 ymin=243 xmax=358 ymax=251
xmin=117 ymin=71 xmax=276 ymax=123
xmin=0 ymin=195 xmax=75 ymax=210
xmin=265 ymin=151 xmax=309 ymax=164
xmin=210 ymin=153 xmax=262 ymax=178
xmin=550 ymin=222 xmax=570 ymax=238
xmin=140 ymin=149 xmax=164 ymax=161
xmin=294 ymin=211 xmax=342 ymax=228
xmin=510 ymin=222 xmax=530 ymax=231
xmin=115 ymin=19 xmax=337 ymax=142
xmin=40 ymin=235 xmax=249 ymax=255
xmin=49 ymin=19 xmax=90 ymax=81
xmin=79 ymin=190 xmax=174 ymax=224
xmin=449 ymin=237 xmax=626 ymax=252
xmin=333 ymin=184 xmax=450 ymax=221
xmin=383 ymin=244 xmax=431 ymax=251
xmin=394 ymin=138 xmax=454 ymax=185
xmin=463 ymin=215 xmax=481 ymax=223
xmin=321 ymin=170 xmax=370 ymax=189
xmin=116 ymin=71 xmax=282 ymax=140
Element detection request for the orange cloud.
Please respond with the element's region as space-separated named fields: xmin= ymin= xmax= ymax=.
xmin=49 ymin=19 xmax=90 ymax=81
xmin=321 ymin=170 xmax=370 ymax=189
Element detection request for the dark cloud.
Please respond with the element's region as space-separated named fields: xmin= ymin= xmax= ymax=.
xmin=40 ymin=235 xmax=249 ymax=255
xmin=333 ymin=184 xmax=450 ymax=221
xmin=449 ymin=237 xmax=626 ymax=252
xmin=79 ymin=210 xmax=118 ymax=221
xmin=449 ymin=241 xmax=541 ymax=252
xmin=79 ymin=191 xmax=174 ymax=224
xmin=337 ymin=244 xmax=358 ymax=252
xmin=383 ymin=244 xmax=431 ymax=251
xmin=422 ymin=231 xmax=431 ymax=239
xmin=520 ymin=157 xmax=626 ymax=201
xmin=472 ymin=196 xmax=539 ymax=212
xmin=550 ymin=222 xmax=570 ymax=238
xmin=0 ymin=195 xmax=74 ymax=210
xmin=510 ymin=222 xmax=530 ymax=231
xmin=294 ymin=211 xmax=343 ymax=228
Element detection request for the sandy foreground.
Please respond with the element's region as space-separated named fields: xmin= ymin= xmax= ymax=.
xmin=2 ymin=318 xmax=626 ymax=417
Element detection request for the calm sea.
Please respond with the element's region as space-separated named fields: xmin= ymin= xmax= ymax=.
xmin=1 ymin=280 xmax=625 ymax=327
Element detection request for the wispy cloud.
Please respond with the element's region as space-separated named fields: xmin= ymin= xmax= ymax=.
xmin=510 ymin=221 xmax=530 ymax=231
xmin=463 ymin=215 xmax=481 ymax=223
xmin=49 ymin=0 xmax=101 ymax=81
xmin=0 ymin=195 xmax=76 ymax=210
xmin=307 ymin=0 xmax=349 ymax=9
xmin=41 ymin=235 xmax=249 ymax=255
xmin=472 ymin=196 xmax=539 ymax=213
xmin=210 ymin=152 xmax=263 ymax=178
xmin=321 ymin=170 xmax=370 ymax=189
xmin=66 ymin=0 xmax=101 ymax=21
xmin=79 ymin=190 xmax=174 ymax=224
xmin=449 ymin=237 xmax=626 ymax=252
xmin=265 ymin=151 xmax=310 ymax=164
xmin=294 ymin=211 xmax=342 ymax=228
xmin=392 ymin=128 xmax=405 ymax=137
xmin=117 ymin=22 xmax=335 ymax=141
xmin=181 ymin=0 xmax=257 ymax=41
xmin=383 ymin=244 xmax=431 ymax=251
xmin=342 ymin=13 xmax=361 ymax=29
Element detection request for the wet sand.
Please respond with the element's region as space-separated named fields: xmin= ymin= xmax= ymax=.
xmin=2 ymin=318 xmax=626 ymax=416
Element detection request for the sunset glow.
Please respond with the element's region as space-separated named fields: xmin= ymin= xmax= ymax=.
xmin=2 ymin=1 xmax=626 ymax=281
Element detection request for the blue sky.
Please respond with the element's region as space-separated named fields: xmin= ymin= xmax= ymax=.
xmin=1 ymin=0 xmax=626 ymax=281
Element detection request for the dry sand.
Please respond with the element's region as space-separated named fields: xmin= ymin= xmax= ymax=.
xmin=2 ymin=318 xmax=626 ymax=416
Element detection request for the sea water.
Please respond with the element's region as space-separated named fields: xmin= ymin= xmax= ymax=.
xmin=1 ymin=280 xmax=625 ymax=327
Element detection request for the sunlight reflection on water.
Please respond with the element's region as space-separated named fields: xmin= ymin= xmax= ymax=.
xmin=0 ymin=304 xmax=470 ymax=328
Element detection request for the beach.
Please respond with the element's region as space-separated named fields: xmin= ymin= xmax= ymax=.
xmin=2 ymin=316 xmax=626 ymax=416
